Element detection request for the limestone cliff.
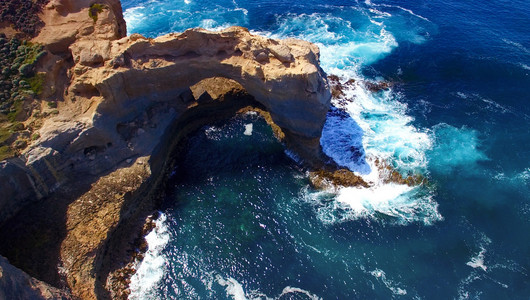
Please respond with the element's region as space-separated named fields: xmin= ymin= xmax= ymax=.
xmin=0 ymin=0 xmax=331 ymax=299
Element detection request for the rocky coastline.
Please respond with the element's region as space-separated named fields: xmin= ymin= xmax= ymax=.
xmin=0 ymin=0 xmax=421 ymax=297
xmin=0 ymin=0 xmax=357 ymax=298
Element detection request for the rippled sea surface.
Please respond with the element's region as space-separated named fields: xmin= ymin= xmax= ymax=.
xmin=122 ymin=0 xmax=530 ymax=298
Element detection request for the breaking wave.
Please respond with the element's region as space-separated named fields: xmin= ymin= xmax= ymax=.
xmin=129 ymin=213 xmax=170 ymax=299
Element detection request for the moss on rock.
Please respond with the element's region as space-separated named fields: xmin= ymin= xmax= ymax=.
xmin=89 ymin=4 xmax=106 ymax=22
xmin=27 ymin=73 xmax=45 ymax=96
xmin=0 ymin=145 xmax=13 ymax=161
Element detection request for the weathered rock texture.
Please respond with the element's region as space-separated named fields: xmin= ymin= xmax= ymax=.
xmin=0 ymin=0 xmax=331 ymax=299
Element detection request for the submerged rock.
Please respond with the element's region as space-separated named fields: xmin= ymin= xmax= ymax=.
xmin=310 ymin=168 xmax=369 ymax=189
xmin=364 ymin=80 xmax=393 ymax=92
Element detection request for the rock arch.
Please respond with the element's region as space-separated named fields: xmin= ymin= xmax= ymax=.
xmin=69 ymin=27 xmax=331 ymax=163
xmin=0 ymin=15 xmax=333 ymax=300
xmin=0 ymin=1 xmax=335 ymax=298
xmin=52 ymin=27 xmax=332 ymax=299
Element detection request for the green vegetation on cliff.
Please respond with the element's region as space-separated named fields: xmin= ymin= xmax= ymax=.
xmin=0 ymin=35 xmax=47 ymax=160
xmin=89 ymin=4 xmax=106 ymax=22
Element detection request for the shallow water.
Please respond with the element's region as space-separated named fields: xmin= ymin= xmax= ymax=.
xmin=123 ymin=0 xmax=530 ymax=298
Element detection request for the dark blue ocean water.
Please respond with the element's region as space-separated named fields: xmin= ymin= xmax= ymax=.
xmin=122 ymin=0 xmax=530 ymax=299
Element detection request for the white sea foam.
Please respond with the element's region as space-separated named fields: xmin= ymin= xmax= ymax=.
xmin=337 ymin=184 xmax=438 ymax=224
xmin=457 ymin=233 xmax=516 ymax=299
xmin=265 ymin=8 xmax=438 ymax=225
xmin=337 ymin=184 xmax=410 ymax=218
xmin=278 ymin=286 xmax=322 ymax=300
xmin=457 ymin=273 xmax=482 ymax=300
xmin=243 ymin=123 xmax=253 ymax=136
xmin=129 ymin=213 xmax=170 ymax=300
xmin=467 ymin=247 xmax=488 ymax=271
xmin=214 ymin=275 xmax=322 ymax=300
xmin=232 ymin=0 xmax=248 ymax=15
xmin=199 ymin=19 xmax=235 ymax=31
xmin=492 ymin=168 xmax=530 ymax=193
xmin=124 ymin=1 xmax=249 ymax=36
xmin=319 ymin=27 xmax=398 ymax=68
xmin=262 ymin=12 xmax=399 ymax=68
xmin=502 ymin=38 xmax=530 ymax=54
xmin=216 ymin=276 xmax=248 ymax=300
xmin=480 ymin=97 xmax=511 ymax=114
xmin=369 ymin=8 xmax=392 ymax=19
xmin=313 ymin=74 xmax=440 ymax=225
xmin=204 ymin=125 xmax=223 ymax=140
xmin=518 ymin=168 xmax=530 ymax=182
xmin=321 ymin=79 xmax=433 ymax=181
xmin=337 ymin=81 xmax=432 ymax=175
xmin=370 ymin=3 xmax=431 ymax=22
xmin=455 ymin=91 xmax=515 ymax=115
xmin=302 ymin=182 xmax=441 ymax=225
xmin=456 ymin=92 xmax=468 ymax=99
xmin=123 ymin=6 xmax=147 ymax=33
xmin=370 ymin=269 xmax=407 ymax=296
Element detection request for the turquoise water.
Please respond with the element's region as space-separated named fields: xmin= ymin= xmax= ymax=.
xmin=123 ymin=0 xmax=530 ymax=298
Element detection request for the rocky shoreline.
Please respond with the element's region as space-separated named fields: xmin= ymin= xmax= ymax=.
xmin=0 ymin=0 xmax=420 ymax=298
xmin=0 ymin=0 xmax=346 ymax=298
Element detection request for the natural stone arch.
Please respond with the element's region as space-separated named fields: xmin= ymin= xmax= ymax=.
xmin=48 ymin=27 xmax=333 ymax=299
xmin=69 ymin=27 xmax=331 ymax=163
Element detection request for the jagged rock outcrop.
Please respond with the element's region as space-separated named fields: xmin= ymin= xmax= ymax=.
xmin=0 ymin=0 xmax=331 ymax=299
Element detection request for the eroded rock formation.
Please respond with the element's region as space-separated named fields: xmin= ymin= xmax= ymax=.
xmin=0 ymin=0 xmax=331 ymax=299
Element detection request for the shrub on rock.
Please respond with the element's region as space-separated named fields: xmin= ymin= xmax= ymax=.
xmin=18 ymin=63 xmax=33 ymax=77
